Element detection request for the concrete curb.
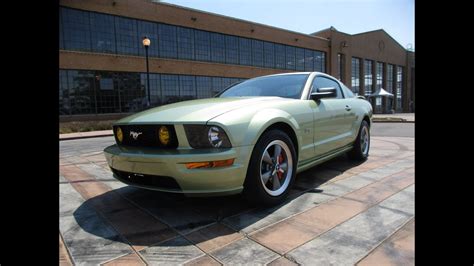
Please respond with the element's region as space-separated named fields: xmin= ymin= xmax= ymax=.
xmin=59 ymin=134 xmax=114 ymax=141
xmin=373 ymin=120 xmax=415 ymax=123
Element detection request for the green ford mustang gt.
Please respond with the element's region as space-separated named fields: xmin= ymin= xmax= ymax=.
xmin=104 ymin=72 xmax=372 ymax=205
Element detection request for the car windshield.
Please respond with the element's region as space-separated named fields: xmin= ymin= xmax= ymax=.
xmin=219 ymin=74 xmax=309 ymax=99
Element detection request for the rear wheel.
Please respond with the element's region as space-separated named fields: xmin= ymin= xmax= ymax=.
xmin=243 ymin=130 xmax=297 ymax=206
xmin=348 ymin=120 xmax=370 ymax=160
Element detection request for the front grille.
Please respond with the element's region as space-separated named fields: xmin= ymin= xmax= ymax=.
xmin=111 ymin=168 xmax=181 ymax=191
xmin=113 ymin=124 xmax=178 ymax=149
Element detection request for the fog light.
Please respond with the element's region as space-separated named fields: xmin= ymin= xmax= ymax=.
xmin=159 ymin=126 xmax=170 ymax=145
xmin=116 ymin=127 xmax=123 ymax=143
xmin=185 ymin=159 xmax=235 ymax=169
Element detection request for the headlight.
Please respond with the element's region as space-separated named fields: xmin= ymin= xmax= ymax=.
xmin=116 ymin=127 xmax=123 ymax=143
xmin=184 ymin=125 xmax=232 ymax=148
xmin=208 ymin=126 xmax=223 ymax=147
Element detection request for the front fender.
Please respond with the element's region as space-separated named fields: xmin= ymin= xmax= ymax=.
xmin=246 ymin=109 xmax=301 ymax=147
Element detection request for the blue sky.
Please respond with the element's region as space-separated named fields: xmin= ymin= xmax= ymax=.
xmin=160 ymin=0 xmax=414 ymax=50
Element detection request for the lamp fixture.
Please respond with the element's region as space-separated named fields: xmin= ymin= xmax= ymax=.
xmin=142 ymin=36 xmax=151 ymax=47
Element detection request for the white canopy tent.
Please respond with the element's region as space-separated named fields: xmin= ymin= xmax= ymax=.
xmin=368 ymin=88 xmax=394 ymax=114
xmin=368 ymin=88 xmax=394 ymax=98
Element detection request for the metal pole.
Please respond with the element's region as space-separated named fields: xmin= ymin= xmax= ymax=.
xmin=93 ymin=75 xmax=99 ymax=114
xmin=145 ymin=46 xmax=151 ymax=107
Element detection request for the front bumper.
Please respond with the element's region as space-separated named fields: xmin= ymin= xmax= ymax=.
xmin=104 ymin=144 xmax=254 ymax=196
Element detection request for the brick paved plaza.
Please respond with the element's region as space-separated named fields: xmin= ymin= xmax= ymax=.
xmin=60 ymin=135 xmax=414 ymax=265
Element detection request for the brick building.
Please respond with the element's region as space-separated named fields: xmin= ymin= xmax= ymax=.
xmin=59 ymin=0 xmax=415 ymax=120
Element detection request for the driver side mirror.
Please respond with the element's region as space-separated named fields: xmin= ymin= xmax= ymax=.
xmin=310 ymin=87 xmax=337 ymax=101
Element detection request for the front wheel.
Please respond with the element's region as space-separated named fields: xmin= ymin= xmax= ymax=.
xmin=242 ymin=130 xmax=297 ymax=206
xmin=348 ymin=120 xmax=370 ymax=160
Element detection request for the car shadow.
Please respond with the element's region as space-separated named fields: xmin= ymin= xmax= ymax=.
xmin=73 ymin=153 xmax=366 ymax=247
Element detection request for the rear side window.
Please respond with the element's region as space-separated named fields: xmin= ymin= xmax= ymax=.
xmin=311 ymin=76 xmax=343 ymax=99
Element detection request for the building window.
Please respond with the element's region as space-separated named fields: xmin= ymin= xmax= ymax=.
xmin=116 ymin=72 xmax=144 ymax=113
xmin=96 ymin=72 xmax=119 ymax=114
xmin=252 ymin=40 xmax=264 ymax=67
xmin=386 ymin=64 xmax=394 ymax=111
xmin=376 ymin=62 xmax=383 ymax=90
xmin=61 ymin=8 xmax=91 ymax=51
xmin=222 ymin=77 xmax=234 ymax=90
xmin=115 ymin=17 xmax=139 ymax=56
xmin=59 ymin=9 xmax=65 ymax=49
xmin=158 ymin=24 xmax=178 ymax=58
xmin=90 ymin=12 xmax=116 ymax=54
xmin=177 ymin=27 xmax=194 ymax=60
xmin=295 ymin=47 xmax=305 ymax=71
xmin=239 ymin=38 xmax=252 ymax=66
xmin=142 ymin=73 xmax=161 ymax=105
xmin=196 ymin=76 xmax=213 ymax=98
xmin=351 ymin=57 xmax=361 ymax=95
xmin=286 ymin=46 xmax=296 ymax=70
xmin=67 ymin=70 xmax=95 ymax=114
xmin=99 ymin=78 xmax=114 ymax=91
xmin=194 ymin=30 xmax=211 ymax=61
xmin=210 ymin=32 xmax=226 ymax=63
xmin=376 ymin=97 xmax=382 ymax=106
xmin=315 ymin=51 xmax=325 ymax=72
xmin=275 ymin=44 xmax=286 ymax=69
xmin=397 ymin=66 xmax=403 ymax=111
xmin=161 ymin=74 xmax=180 ymax=104
xmin=386 ymin=64 xmax=394 ymax=93
xmin=337 ymin=54 xmax=345 ymax=81
xmin=225 ymin=35 xmax=239 ymax=65
xmin=60 ymin=69 xmax=246 ymax=115
xmin=212 ymin=77 xmax=223 ymax=95
xmin=264 ymin=42 xmax=275 ymax=68
xmin=364 ymin=59 xmax=373 ymax=96
xmin=304 ymin=49 xmax=313 ymax=71
xmin=179 ymin=75 xmax=196 ymax=101
xmin=59 ymin=7 xmax=329 ymax=73
xmin=137 ymin=21 xmax=159 ymax=57
xmin=59 ymin=70 xmax=70 ymax=115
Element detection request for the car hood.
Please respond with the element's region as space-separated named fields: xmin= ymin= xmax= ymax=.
xmin=115 ymin=97 xmax=289 ymax=124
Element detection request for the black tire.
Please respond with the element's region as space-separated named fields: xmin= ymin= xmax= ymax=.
xmin=348 ymin=120 xmax=370 ymax=161
xmin=242 ymin=129 xmax=297 ymax=206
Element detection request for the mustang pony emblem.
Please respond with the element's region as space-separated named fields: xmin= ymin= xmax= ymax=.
xmin=130 ymin=131 xmax=143 ymax=140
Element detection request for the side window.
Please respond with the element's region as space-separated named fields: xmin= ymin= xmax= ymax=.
xmin=311 ymin=76 xmax=343 ymax=99
xmin=341 ymin=83 xmax=355 ymax=98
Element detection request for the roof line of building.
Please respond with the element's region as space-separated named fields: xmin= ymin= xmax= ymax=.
xmin=352 ymin=28 xmax=407 ymax=50
xmin=310 ymin=26 xmax=336 ymax=35
xmin=150 ymin=0 xmax=330 ymax=42
xmin=311 ymin=25 xmax=409 ymax=51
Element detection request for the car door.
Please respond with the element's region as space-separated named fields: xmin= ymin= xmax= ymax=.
xmin=339 ymin=83 xmax=362 ymax=143
xmin=310 ymin=76 xmax=356 ymax=157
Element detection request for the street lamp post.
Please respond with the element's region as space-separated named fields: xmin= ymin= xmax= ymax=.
xmin=142 ymin=36 xmax=151 ymax=107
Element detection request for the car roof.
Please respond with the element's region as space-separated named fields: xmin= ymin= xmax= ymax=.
xmin=250 ymin=72 xmax=345 ymax=89
xmin=255 ymin=71 xmax=329 ymax=78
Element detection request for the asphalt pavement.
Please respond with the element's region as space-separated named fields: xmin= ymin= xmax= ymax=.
xmin=371 ymin=123 xmax=414 ymax=138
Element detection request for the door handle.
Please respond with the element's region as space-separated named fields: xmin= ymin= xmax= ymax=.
xmin=345 ymin=105 xmax=351 ymax=111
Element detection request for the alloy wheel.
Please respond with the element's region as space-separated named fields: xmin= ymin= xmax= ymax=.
xmin=259 ymin=140 xmax=293 ymax=196
xmin=360 ymin=125 xmax=370 ymax=155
